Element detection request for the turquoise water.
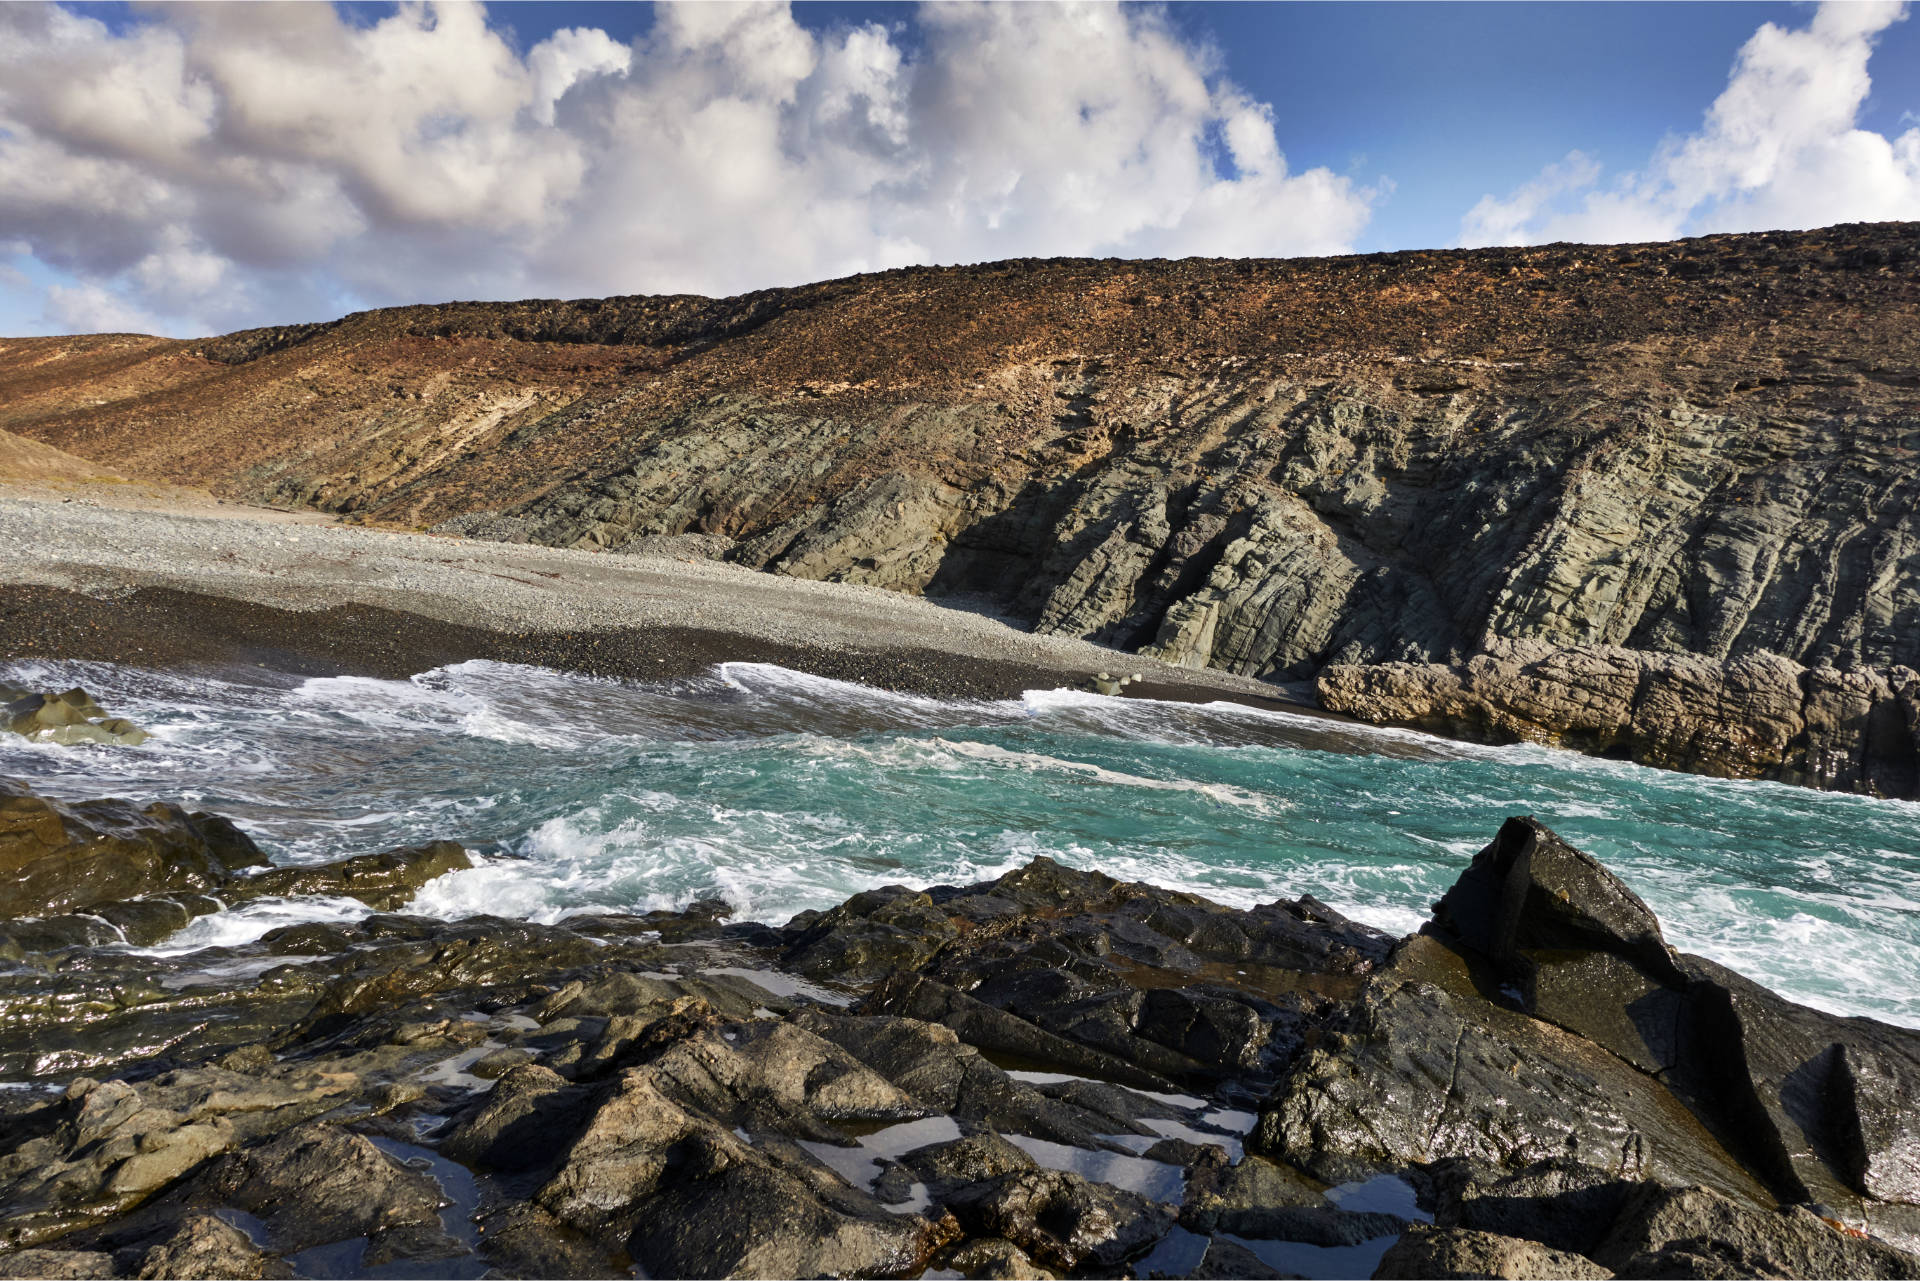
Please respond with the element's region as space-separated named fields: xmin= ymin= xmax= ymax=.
xmin=3 ymin=657 xmax=1916 ymax=1028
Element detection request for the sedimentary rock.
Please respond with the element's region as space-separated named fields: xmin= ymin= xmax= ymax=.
xmin=8 ymin=225 xmax=1920 ymax=791
xmin=1317 ymin=642 xmax=1920 ymax=798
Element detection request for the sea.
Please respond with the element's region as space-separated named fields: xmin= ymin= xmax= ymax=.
xmin=3 ymin=656 xmax=1916 ymax=1029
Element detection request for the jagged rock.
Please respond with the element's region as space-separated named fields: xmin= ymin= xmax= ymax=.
xmin=193 ymin=1123 xmax=457 ymax=1265
xmin=439 ymin=1063 xmax=592 ymax=1173
xmin=1251 ymin=934 xmax=1767 ymax=1196
xmin=0 ymin=1250 xmax=116 ymax=1279
xmin=1375 ymin=1225 xmax=1614 ymax=1279
xmin=0 ymin=781 xmax=470 ymax=949
xmin=132 ymin=1213 xmax=291 ymax=1280
xmin=1425 ymin=1157 xmax=1638 ymax=1256
xmin=780 ymin=885 xmax=959 ymax=982
xmin=945 ymin=1169 xmax=1174 ymax=1274
xmin=1186 ymin=1236 xmax=1295 ymax=1279
xmin=537 ymin=1068 xmax=942 ymax=1278
xmin=1430 ymin=816 xmax=1684 ymax=987
xmin=944 ymin=1236 xmax=1057 ymax=1280
xmin=1427 ymin=820 xmax=1920 ymax=1217
xmin=1180 ymin=1155 xmax=1324 ymax=1234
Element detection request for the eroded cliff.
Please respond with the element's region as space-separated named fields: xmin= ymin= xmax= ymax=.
xmin=4 ymin=224 xmax=1917 ymax=791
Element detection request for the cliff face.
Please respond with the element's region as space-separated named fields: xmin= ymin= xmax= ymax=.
xmin=4 ymin=225 xmax=1918 ymax=791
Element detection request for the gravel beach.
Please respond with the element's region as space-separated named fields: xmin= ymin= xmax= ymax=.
xmin=0 ymin=483 xmax=1324 ymax=711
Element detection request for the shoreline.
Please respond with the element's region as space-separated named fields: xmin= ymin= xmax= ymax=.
xmin=0 ymin=482 xmax=1335 ymax=717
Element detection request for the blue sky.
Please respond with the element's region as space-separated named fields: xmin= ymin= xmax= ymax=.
xmin=2 ymin=1 xmax=1917 ymax=336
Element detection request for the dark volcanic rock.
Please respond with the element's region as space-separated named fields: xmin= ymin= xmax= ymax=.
xmin=945 ymin=1169 xmax=1174 ymax=1274
xmin=0 ymin=780 xmax=473 ymax=952
xmin=1 ymin=808 xmax=1918 ymax=1281
xmin=1431 ymin=815 xmax=1686 ymax=988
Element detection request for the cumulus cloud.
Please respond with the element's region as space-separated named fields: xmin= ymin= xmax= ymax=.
xmin=0 ymin=0 xmax=1375 ymax=335
xmin=1459 ymin=0 xmax=1920 ymax=247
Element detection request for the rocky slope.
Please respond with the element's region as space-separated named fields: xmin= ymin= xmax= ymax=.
xmin=2 ymin=780 xmax=1919 ymax=1279
xmin=4 ymin=224 xmax=1918 ymax=792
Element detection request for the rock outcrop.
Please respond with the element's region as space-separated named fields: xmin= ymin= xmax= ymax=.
xmin=0 ymin=779 xmax=470 ymax=949
xmin=0 ymin=792 xmax=1916 ymax=1278
xmin=5 ymin=225 xmax=1919 ymax=793
xmin=1317 ymin=642 xmax=1920 ymax=798
xmin=2 ymin=686 xmax=149 ymax=748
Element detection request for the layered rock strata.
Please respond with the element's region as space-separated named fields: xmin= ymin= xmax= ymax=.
xmin=4 ymin=224 xmax=1918 ymax=793
xmin=0 ymin=783 xmax=1916 ymax=1279
xmin=1317 ymin=641 xmax=1920 ymax=797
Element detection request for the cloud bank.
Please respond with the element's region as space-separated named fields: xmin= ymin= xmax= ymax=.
xmin=1461 ymin=0 xmax=1920 ymax=247
xmin=0 ymin=1 xmax=1375 ymax=335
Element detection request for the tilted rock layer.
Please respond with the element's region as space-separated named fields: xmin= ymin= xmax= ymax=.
xmin=5 ymin=225 xmax=1918 ymax=790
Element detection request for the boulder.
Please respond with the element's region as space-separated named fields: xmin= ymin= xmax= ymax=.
xmin=193 ymin=1123 xmax=457 ymax=1266
xmin=132 ymin=1213 xmax=291 ymax=1280
xmin=0 ymin=780 xmax=266 ymax=920
xmin=1592 ymin=1184 xmax=1920 ymax=1280
xmin=3 ymin=689 xmax=149 ymax=748
xmin=1374 ymin=1225 xmax=1614 ymax=1280
xmin=945 ymin=1169 xmax=1174 ymax=1274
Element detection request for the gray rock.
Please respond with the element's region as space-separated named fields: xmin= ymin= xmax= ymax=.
xmin=1374 ymin=1225 xmax=1614 ymax=1280
xmin=1593 ymin=1184 xmax=1920 ymax=1279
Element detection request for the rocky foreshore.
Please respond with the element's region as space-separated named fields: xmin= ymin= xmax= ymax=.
xmin=2 ymin=778 xmax=1917 ymax=1280
xmin=1317 ymin=641 xmax=1920 ymax=800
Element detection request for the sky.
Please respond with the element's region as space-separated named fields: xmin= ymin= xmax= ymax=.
xmin=2 ymin=0 xmax=1917 ymax=338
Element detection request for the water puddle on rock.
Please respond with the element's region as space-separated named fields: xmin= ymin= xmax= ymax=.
xmin=1326 ymin=1172 xmax=1431 ymax=1222
xmin=282 ymin=1136 xmax=487 ymax=1279
xmin=413 ymin=1044 xmax=504 ymax=1093
xmin=799 ymin=1115 xmax=961 ymax=1216
xmin=1002 ymin=1133 xmax=1185 ymax=1204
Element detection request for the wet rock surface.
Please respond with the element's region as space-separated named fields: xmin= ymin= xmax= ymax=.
xmin=1 ymin=686 xmax=149 ymax=749
xmin=0 ymin=789 xmax=1916 ymax=1279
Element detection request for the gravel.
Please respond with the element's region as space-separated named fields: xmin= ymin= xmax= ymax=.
xmin=0 ymin=485 xmax=1322 ymax=711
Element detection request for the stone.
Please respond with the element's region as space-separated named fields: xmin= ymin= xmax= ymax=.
xmin=1375 ymin=1225 xmax=1614 ymax=1280
xmin=0 ymin=1250 xmax=116 ymax=1279
xmin=192 ymin=1122 xmax=453 ymax=1260
xmin=230 ymin=841 xmax=471 ymax=912
xmin=133 ymin=1213 xmax=292 ymax=1280
xmin=3 ymin=689 xmax=149 ymax=747
xmin=1592 ymin=1184 xmax=1920 ymax=1280
xmin=0 ymin=780 xmax=267 ymax=920
xmin=945 ymin=1236 xmax=1057 ymax=1280
xmin=946 ymin=1169 xmax=1174 ymax=1274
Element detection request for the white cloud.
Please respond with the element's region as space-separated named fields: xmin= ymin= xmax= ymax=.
xmin=1459 ymin=0 xmax=1920 ymax=247
xmin=0 ymin=0 xmax=1375 ymax=335
xmin=44 ymin=281 xmax=161 ymax=334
